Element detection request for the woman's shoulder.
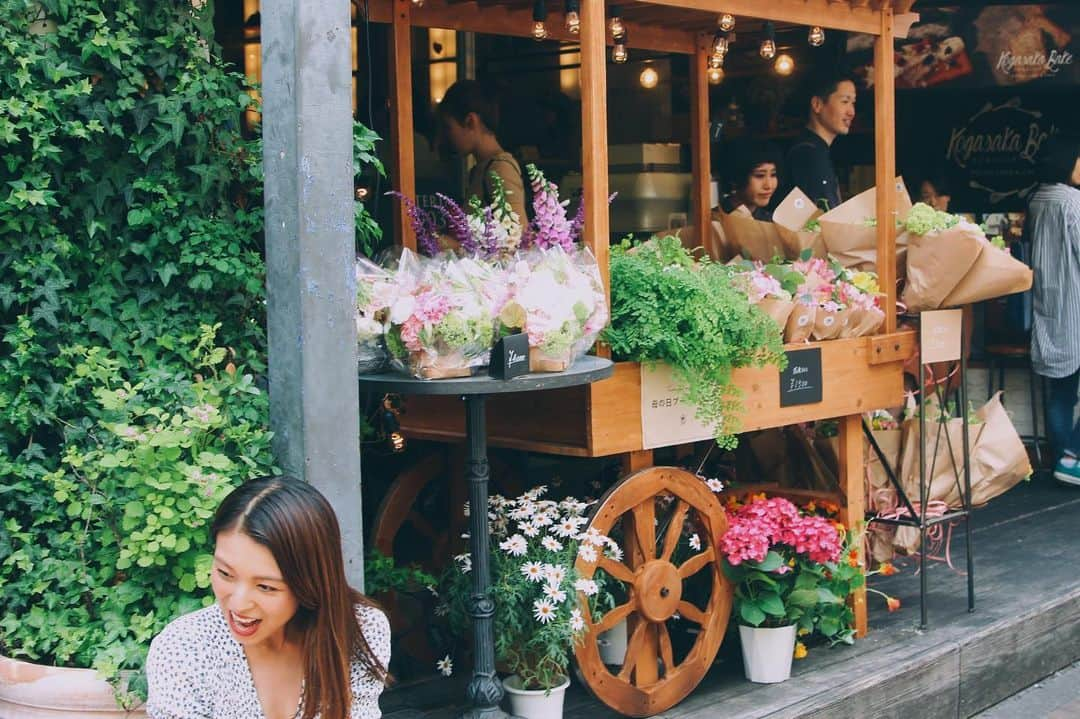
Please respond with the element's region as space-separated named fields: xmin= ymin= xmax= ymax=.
xmin=355 ymin=603 xmax=390 ymax=639
xmin=149 ymin=605 xmax=227 ymax=663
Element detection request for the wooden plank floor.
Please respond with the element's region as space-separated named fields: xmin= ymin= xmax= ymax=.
xmin=381 ymin=478 xmax=1080 ymax=719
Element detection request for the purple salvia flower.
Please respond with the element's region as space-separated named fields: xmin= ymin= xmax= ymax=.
xmin=388 ymin=191 xmax=439 ymax=256
xmin=567 ymin=191 xmax=618 ymax=243
xmin=435 ymin=193 xmax=477 ymax=254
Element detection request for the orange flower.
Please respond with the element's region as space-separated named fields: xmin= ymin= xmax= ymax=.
xmin=847 ymin=549 xmax=860 ymax=568
xmin=886 ymin=596 xmax=901 ymax=612
xmin=805 ymin=501 xmax=817 ymax=512
xmin=821 ymin=501 xmax=841 ymax=515
xmin=879 ymin=562 xmax=897 ymax=576
xmin=793 ymin=642 xmax=808 ymax=659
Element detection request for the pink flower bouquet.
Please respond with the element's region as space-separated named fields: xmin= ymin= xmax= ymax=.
xmin=731 ymin=263 xmax=795 ymax=332
xmin=356 ymin=257 xmax=399 ymax=374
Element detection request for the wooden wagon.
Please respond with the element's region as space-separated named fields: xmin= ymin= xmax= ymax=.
xmin=369 ymin=0 xmax=920 ymax=714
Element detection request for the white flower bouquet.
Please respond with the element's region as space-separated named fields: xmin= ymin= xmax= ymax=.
xmin=499 ymin=246 xmax=609 ymax=372
xmin=355 ymin=257 xmax=397 ymax=374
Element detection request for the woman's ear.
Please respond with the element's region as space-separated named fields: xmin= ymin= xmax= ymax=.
xmin=464 ymin=111 xmax=482 ymax=132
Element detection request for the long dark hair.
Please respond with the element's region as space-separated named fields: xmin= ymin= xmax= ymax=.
xmin=211 ymin=476 xmax=388 ymax=719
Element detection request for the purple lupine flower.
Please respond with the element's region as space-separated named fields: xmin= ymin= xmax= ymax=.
xmin=388 ymin=191 xmax=439 ymax=256
xmin=435 ymin=193 xmax=477 ymax=254
xmin=479 ymin=205 xmax=500 ymax=259
xmin=527 ymin=168 xmax=573 ymax=252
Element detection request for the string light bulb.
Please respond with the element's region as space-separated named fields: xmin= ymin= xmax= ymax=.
xmin=718 ymin=12 xmax=735 ymax=32
xmin=411 ymin=0 xmax=424 ymax=7
xmin=531 ymin=0 xmax=548 ymax=41
xmin=774 ymin=53 xmax=794 ymax=76
xmin=612 ymin=31 xmax=628 ymax=63
xmin=565 ymin=0 xmax=580 ymax=35
xmin=609 ymin=8 xmax=624 ymax=38
xmin=711 ymin=30 xmax=728 ymax=56
xmin=808 ymin=25 xmax=825 ymax=47
xmin=639 ymin=66 xmax=659 ymax=89
xmin=708 ymin=67 xmax=725 ymax=85
xmin=759 ymin=21 xmax=776 ymax=60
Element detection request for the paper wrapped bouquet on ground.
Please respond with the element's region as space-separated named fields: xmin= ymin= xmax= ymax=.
xmin=900 ymin=203 xmax=1033 ymax=312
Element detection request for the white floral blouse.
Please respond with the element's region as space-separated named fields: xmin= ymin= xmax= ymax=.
xmin=145 ymin=604 xmax=390 ymax=719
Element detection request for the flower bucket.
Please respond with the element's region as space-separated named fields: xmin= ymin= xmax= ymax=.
xmin=738 ymin=624 xmax=797 ymax=683
xmin=502 ymin=675 xmax=570 ymax=719
xmin=597 ymin=619 xmax=628 ymax=666
xmin=0 ymin=655 xmax=146 ymax=719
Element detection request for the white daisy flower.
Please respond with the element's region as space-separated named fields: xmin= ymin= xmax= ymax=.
xmin=499 ymin=534 xmax=528 ymax=557
xmin=543 ymin=585 xmax=567 ymax=603
xmin=521 ymin=522 xmax=541 ymax=538
xmin=455 ymin=553 xmax=472 ymax=573
xmin=533 ymin=598 xmax=557 ymax=624
xmin=521 ymin=561 xmax=545 ymax=583
xmin=509 ymin=503 xmax=535 ymax=521
xmin=532 ymin=512 xmax=555 ymax=527
xmin=426 ymin=584 xmax=439 ymax=597
xmin=437 ymin=655 xmax=453 ymax=676
xmin=524 ymin=486 xmax=548 ymax=501
xmin=553 ymin=518 xmax=578 ymax=538
xmin=434 ymin=603 xmax=450 ymax=617
xmin=570 ymin=608 xmax=586 ymax=632
xmin=559 ymin=498 xmax=589 ymax=515
xmin=541 ymin=536 xmax=563 ymax=552
xmin=578 ymin=544 xmax=598 ymax=563
xmin=574 ymin=578 xmax=599 ymax=596
xmin=463 ymin=501 xmax=470 ymax=517
xmin=706 ymin=478 xmax=724 ymax=493
xmin=604 ymin=538 xmax=624 ymax=561
xmin=689 ymin=533 xmax=702 ymax=551
xmin=543 ymin=564 xmax=567 ymax=586
xmin=581 ymin=528 xmax=605 ymax=546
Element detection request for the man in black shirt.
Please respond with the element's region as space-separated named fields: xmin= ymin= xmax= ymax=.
xmin=786 ymin=70 xmax=857 ymax=212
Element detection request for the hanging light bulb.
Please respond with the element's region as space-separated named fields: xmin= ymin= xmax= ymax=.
xmin=708 ymin=53 xmax=724 ymax=70
xmin=411 ymin=0 xmax=424 ymax=7
xmin=711 ymin=30 xmax=728 ymax=56
xmin=612 ymin=31 xmax=628 ymax=64
xmin=639 ymin=66 xmax=659 ymax=89
xmin=609 ymin=8 xmax=625 ymax=39
xmin=774 ymin=53 xmax=795 ymax=76
xmin=708 ymin=67 xmax=725 ymax=85
xmin=718 ymin=12 xmax=735 ymax=32
xmin=759 ymin=21 xmax=776 ymax=60
xmin=531 ymin=0 xmax=548 ymax=41
xmin=808 ymin=25 xmax=825 ymax=47
xmin=565 ymin=0 xmax=580 ymax=35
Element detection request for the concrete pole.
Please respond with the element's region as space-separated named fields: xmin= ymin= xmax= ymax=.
xmin=262 ymin=0 xmax=366 ymax=590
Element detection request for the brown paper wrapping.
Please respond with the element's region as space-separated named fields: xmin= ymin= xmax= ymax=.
xmin=900 ymin=224 xmax=984 ymax=312
xmin=784 ymin=302 xmax=816 ymax=343
xmin=969 ymin=391 xmax=1031 ymax=507
xmin=719 ymin=207 xmax=785 ymax=261
xmin=773 ymin=188 xmax=825 ymax=260
xmin=675 ymin=220 xmax=732 ymax=262
xmin=865 ymin=429 xmax=902 ymax=514
xmin=818 ymin=179 xmax=912 ymax=271
xmin=840 ymin=304 xmax=886 ymax=339
xmin=940 ymin=244 xmax=1033 ymax=308
xmin=811 ymin=306 xmax=846 ymax=340
xmin=756 ymin=297 xmax=796 ymax=332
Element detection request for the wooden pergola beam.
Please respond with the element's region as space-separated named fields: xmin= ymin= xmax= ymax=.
xmin=625 ymin=0 xmax=885 ymax=36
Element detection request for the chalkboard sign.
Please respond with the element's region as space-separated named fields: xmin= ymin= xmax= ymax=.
xmin=779 ymin=348 xmax=823 ymax=407
xmin=488 ymin=334 xmax=531 ymax=380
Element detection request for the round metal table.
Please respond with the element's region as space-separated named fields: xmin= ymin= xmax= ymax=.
xmin=358 ymin=356 xmax=614 ymax=719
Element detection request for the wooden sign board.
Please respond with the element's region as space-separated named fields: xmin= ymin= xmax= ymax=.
xmin=640 ymin=363 xmax=714 ymax=449
xmin=779 ymin=348 xmax=823 ymax=407
xmin=920 ymin=309 xmax=963 ymax=363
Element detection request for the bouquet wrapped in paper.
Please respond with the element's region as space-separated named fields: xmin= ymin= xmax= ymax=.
xmin=355 ymin=257 xmax=398 ymax=374
xmin=730 ymin=261 xmax=795 ymax=333
xmin=500 ymin=246 xmax=608 ymax=372
xmin=900 ymin=203 xmax=1033 ymax=312
xmin=818 ymin=178 xmax=912 ymax=271
xmin=385 ymin=250 xmax=497 ymax=379
xmin=772 ymin=187 xmax=826 ymax=260
xmin=718 ymin=204 xmax=786 ymax=262
xmin=784 ymin=258 xmax=885 ymax=342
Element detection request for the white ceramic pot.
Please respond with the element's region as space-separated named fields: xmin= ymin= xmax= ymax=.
xmin=738 ymin=624 xmax=797 ymax=684
xmin=502 ymin=674 xmax=570 ymax=719
xmin=0 ymin=655 xmax=146 ymax=718
xmin=597 ymin=619 xmax=628 ymax=665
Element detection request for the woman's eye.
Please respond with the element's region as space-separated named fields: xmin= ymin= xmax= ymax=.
xmin=258 ymin=584 xmax=277 ymax=593
xmin=216 ymin=568 xmax=232 ymax=579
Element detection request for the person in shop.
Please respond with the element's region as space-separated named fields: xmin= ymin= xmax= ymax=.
xmin=145 ymin=476 xmax=391 ymax=719
xmin=436 ymin=79 xmax=529 ymax=224
xmin=785 ymin=69 xmax=857 ymax=212
xmin=1027 ymin=135 xmax=1080 ymax=486
xmin=918 ymin=173 xmax=952 ymax=212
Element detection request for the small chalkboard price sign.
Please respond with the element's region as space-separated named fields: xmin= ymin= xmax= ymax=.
xmin=488 ymin=334 xmax=531 ymax=380
xmin=779 ymin=348 xmax=823 ymax=407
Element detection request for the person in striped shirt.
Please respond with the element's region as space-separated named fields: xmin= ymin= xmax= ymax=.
xmin=1027 ymin=135 xmax=1080 ymax=485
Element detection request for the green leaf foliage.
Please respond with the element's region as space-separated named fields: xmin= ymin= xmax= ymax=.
xmin=602 ymin=236 xmax=787 ymax=448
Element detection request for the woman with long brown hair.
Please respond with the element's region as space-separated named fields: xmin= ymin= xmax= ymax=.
xmin=146 ymin=476 xmax=390 ymax=719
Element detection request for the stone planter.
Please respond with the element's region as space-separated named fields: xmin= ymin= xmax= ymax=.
xmin=0 ymin=655 xmax=146 ymax=718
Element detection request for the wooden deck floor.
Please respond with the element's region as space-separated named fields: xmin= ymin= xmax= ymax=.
xmin=381 ymin=477 xmax=1080 ymax=719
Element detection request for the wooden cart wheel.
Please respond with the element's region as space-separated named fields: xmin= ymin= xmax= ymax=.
xmin=574 ymin=467 xmax=732 ymax=718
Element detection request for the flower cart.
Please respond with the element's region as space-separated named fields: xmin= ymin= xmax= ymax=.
xmin=369 ymin=0 xmax=920 ymax=715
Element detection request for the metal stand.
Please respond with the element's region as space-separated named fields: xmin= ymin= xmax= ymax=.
xmin=864 ymin=310 xmax=975 ymax=628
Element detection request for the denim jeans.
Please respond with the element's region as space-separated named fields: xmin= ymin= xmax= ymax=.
xmin=1044 ymin=369 xmax=1080 ymax=462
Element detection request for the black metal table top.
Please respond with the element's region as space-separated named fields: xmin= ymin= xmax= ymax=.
xmin=357 ymin=355 xmax=614 ymax=396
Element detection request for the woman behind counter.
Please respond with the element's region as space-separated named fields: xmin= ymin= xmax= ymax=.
xmin=436 ymin=79 xmax=529 ymax=224
xmin=146 ymin=477 xmax=390 ymax=719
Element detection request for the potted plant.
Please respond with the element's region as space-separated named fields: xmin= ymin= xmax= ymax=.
xmin=0 ymin=330 xmax=276 ymax=716
xmin=441 ymin=488 xmax=612 ymax=719
xmin=718 ymin=496 xmax=851 ymax=683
